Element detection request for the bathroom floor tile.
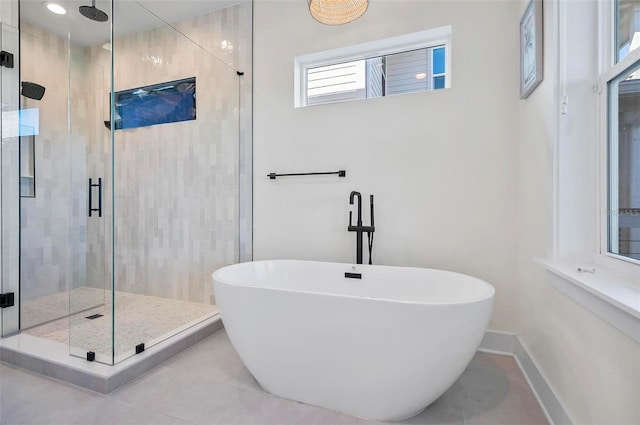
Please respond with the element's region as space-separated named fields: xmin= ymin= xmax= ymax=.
xmin=0 ymin=362 xmax=106 ymax=425
xmin=460 ymin=353 xmax=549 ymax=425
xmin=1 ymin=330 xmax=549 ymax=425
xmin=111 ymin=362 xmax=254 ymax=424
xmin=162 ymin=331 xmax=255 ymax=387
xmin=62 ymin=399 xmax=194 ymax=425
xmin=213 ymin=378 xmax=388 ymax=425
xmin=396 ymin=391 xmax=465 ymax=425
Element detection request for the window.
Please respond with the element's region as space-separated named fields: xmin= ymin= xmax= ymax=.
xmin=307 ymin=60 xmax=366 ymax=105
xmin=539 ymin=0 xmax=640 ymax=347
xmin=608 ymin=66 xmax=640 ymax=261
xmin=603 ymin=1 xmax=640 ymax=263
xmin=616 ymin=0 xmax=640 ymax=62
xmin=305 ymin=47 xmax=446 ymax=106
xmin=113 ymin=77 xmax=196 ymax=130
xmin=432 ymin=47 xmax=446 ymax=89
xmin=294 ymin=26 xmax=451 ymax=107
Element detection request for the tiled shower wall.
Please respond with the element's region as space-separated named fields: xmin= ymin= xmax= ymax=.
xmin=20 ymin=24 xmax=80 ymax=302
xmin=172 ymin=4 xmax=253 ymax=264
xmin=108 ymin=4 xmax=250 ymax=304
xmin=19 ymin=4 xmax=252 ymax=317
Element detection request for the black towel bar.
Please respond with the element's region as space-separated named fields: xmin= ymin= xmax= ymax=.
xmin=268 ymin=170 xmax=346 ymax=180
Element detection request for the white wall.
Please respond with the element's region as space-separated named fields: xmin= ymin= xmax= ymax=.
xmin=254 ymin=1 xmax=640 ymax=423
xmin=515 ymin=1 xmax=640 ymax=424
xmin=253 ymin=0 xmax=520 ymax=332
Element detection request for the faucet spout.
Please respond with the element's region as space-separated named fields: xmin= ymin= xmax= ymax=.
xmin=347 ymin=191 xmax=374 ymax=265
xmin=349 ymin=191 xmax=362 ymax=226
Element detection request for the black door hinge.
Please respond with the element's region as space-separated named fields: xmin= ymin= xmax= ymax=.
xmin=0 ymin=292 xmax=15 ymax=308
xmin=0 ymin=51 xmax=14 ymax=68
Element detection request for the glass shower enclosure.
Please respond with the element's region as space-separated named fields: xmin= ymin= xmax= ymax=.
xmin=10 ymin=0 xmax=250 ymax=365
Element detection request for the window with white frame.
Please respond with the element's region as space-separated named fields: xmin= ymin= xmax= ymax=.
xmin=294 ymin=26 xmax=451 ymax=108
xmin=603 ymin=0 xmax=640 ymax=263
xmin=539 ymin=0 xmax=640 ymax=345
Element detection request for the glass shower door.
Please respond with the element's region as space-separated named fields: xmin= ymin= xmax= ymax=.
xmin=67 ymin=1 xmax=113 ymax=363
xmin=67 ymin=59 xmax=112 ymax=363
xmin=110 ymin=1 xmax=241 ymax=363
xmin=1 ymin=21 xmax=20 ymax=336
xmin=17 ymin=2 xmax=112 ymax=362
xmin=18 ymin=28 xmax=74 ymax=330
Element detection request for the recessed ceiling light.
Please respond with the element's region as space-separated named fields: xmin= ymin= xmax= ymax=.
xmin=44 ymin=2 xmax=66 ymax=15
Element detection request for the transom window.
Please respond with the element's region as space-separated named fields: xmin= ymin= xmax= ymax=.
xmin=305 ymin=46 xmax=446 ymax=106
xmin=294 ymin=26 xmax=452 ymax=108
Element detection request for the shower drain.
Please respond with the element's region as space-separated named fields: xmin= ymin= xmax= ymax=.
xmin=85 ymin=313 xmax=103 ymax=320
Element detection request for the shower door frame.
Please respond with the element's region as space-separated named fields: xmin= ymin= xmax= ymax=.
xmin=0 ymin=21 xmax=21 ymax=337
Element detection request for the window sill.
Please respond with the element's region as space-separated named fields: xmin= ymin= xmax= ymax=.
xmin=534 ymin=258 xmax=640 ymax=344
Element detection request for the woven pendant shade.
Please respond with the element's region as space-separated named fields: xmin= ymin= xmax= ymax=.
xmin=308 ymin=0 xmax=368 ymax=25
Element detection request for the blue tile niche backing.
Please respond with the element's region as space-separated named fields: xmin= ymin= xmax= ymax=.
xmin=112 ymin=77 xmax=196 ymax=130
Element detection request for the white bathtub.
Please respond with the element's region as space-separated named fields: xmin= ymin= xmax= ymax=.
xmin=212 ymin=260 xmax=495 ymax=421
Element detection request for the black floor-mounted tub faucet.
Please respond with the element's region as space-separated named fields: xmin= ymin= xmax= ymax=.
xmin=348 ymin=191 xmax=375 ymax=264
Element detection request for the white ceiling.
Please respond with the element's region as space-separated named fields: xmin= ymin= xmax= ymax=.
xmin=20 ymin=0 xmax=245 ymax=46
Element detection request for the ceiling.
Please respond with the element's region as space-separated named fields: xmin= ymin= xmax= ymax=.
xmin=20 ymin=0 xmax=246 ymax=46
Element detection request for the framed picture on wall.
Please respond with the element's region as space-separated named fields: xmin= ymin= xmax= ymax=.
xmin=520 ymin=0 xmax=543 ymax=99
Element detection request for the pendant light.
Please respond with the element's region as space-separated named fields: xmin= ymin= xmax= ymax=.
xmin=308 ymin=0 xmax=368 ymax=25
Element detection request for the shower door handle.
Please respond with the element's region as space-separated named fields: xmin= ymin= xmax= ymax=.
xmin=88 ymin=178 xmax=102 ymax=217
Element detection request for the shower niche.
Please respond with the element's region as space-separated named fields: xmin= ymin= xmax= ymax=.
xmin=14 ymin=0 xmax=252 ymax=365
xmin=20 ymin=133 xmax=35 ymax=197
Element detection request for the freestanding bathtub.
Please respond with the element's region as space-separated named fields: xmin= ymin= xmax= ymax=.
xmin=212 ymin=260 xmax=495 ymax=421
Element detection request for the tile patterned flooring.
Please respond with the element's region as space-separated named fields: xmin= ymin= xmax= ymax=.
xmin=23 ymin=290 xmax=217 ymax=360
xmin=21 ymin=287 xmax=109 ymax=330
xmin=0 ymin=330 xmax=549 ymax=425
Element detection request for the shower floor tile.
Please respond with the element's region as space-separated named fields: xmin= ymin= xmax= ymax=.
xmin=1 ymin=329 xmax=550 ymax=425
xmin=21 ymin=287 xmax=110 ymax=329
xmin=23 ymin=290 xmax=217 ymax=361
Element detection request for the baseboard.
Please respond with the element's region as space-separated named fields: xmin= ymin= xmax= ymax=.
xmin=479 ymin=331 xmax=573 ymax=425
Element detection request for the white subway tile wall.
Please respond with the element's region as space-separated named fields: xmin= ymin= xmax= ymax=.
xmin=19 ymin=4 xmax=252 ymax=335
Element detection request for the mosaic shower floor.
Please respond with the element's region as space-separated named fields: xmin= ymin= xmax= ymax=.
xmin=24 ymin=288 xmax=217 ymax=361
xmin=21 ymin=287 xmax=112 ymax=329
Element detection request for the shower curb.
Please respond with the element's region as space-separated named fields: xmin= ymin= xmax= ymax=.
xmin=0 ymin=315 xmax=223 ymax=393
xmin=479 ymin=331 xmax=574 ymax=425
